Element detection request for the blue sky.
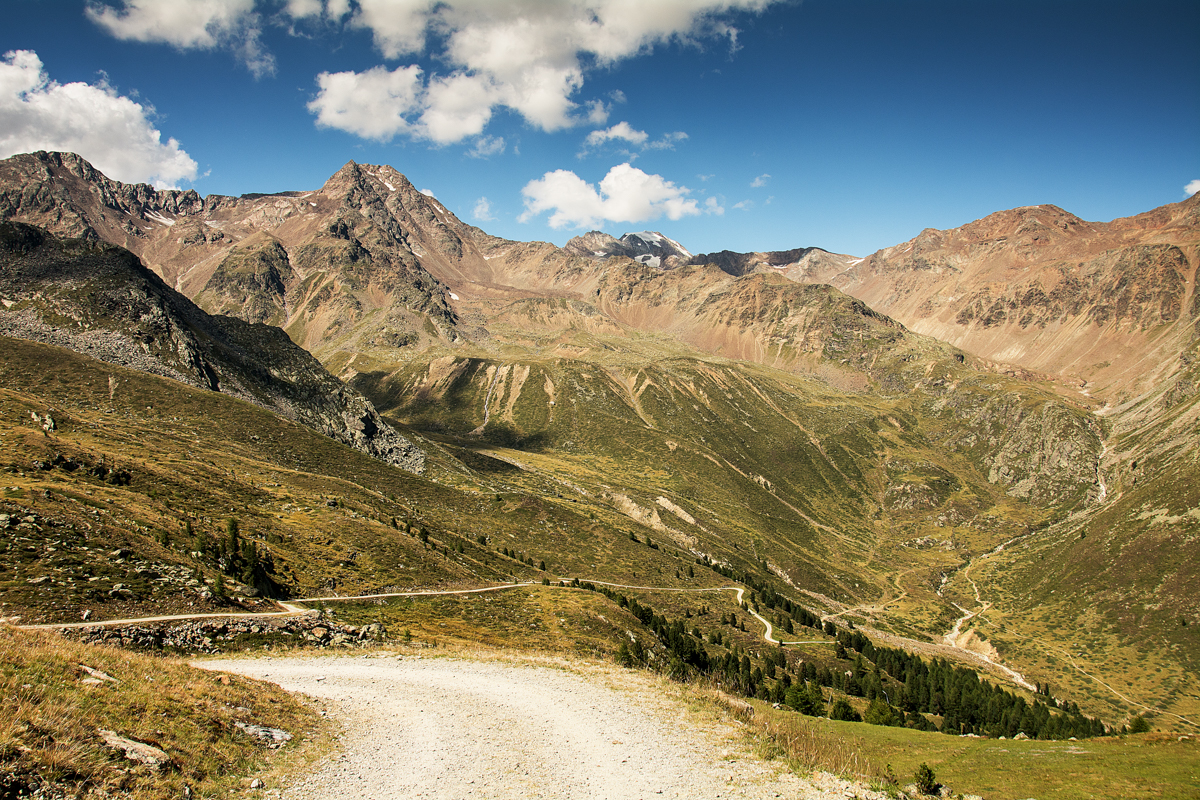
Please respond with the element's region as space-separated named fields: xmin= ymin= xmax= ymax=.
xmin=2 ymin=0 xmax=1198 ymax=257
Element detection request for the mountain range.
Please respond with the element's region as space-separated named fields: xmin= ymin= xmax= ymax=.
xmin=0 ymin=150 xmax=1196 ymax=739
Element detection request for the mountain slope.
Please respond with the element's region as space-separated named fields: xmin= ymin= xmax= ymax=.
xmin=827 ymin=199 xmax=1200 ymax=400
xmin=688 ymin=246 xmax=862 ymax=282
xmin=0 ymin=221 xmax=423 ymax=472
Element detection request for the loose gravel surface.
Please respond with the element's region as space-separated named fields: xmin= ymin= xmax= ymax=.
xmin=203 ymin=651 xmax=876 ymax=800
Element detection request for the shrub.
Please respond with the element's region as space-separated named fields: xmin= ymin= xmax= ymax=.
xmin=1129 ymin=714 xmax=1151 ymax=733
xmin=914 ymin=762 xmax=937 ymax=795
xmin=829 ymin=698 xmax=861 ymax=722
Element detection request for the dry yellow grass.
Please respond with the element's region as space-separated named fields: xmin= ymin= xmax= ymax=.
xmin=0 ymin=625 xmax=324 ymax=798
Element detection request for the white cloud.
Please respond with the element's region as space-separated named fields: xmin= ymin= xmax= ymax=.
xmin=419 ymin=188 xmax=435 ymax=197
xmin=704 ymin=196 xmax=724 ymax=215
xmin=86 ymin=0 xmax=274 ymax=76
xmin=418 ymin=72 xmax=498 ymax=143
xmin=88 ymin=1 xmax=779 ymax=144
xmin=732 ymin=199 xmax=754 ymax=210
xmin=467 ymin=135 xmax=506 ymax=158
xmin=750 ymin=173 xmax=770 ymax=187
xmin=1186 ymin=179 xmax=1200 ymax=197
xmin=581 ymin=124 xmax=687 ymax=157
xmin=0 ymin=49 xmax=197 ymax=187
xmin=86 ymin=0 xmax=254 ymax=47
xmin=472 ymin=196 xmax=496 ymax=221
xmin=308 ymin=64 xmax=423 ymax=140
xmin=285 ymin=0 xmax=322 ymax=17
xmin=519 ymin=163 xmax=702 ymax=229
xmin=584 ymin=121 xmax=649 ymax=149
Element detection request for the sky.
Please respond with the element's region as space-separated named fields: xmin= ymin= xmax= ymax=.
xmin=2 ymin=0 xmax=1198 ymax=257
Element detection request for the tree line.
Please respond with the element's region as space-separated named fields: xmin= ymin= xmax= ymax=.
xmin=578 ymin=580 xmax=1113 ymax=740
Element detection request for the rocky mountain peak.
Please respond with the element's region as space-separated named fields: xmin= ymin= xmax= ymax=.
xmin=562 ymin=229 xmax=692 ymax=267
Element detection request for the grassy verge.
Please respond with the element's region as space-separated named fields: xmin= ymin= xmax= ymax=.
xmin=0 ymin=625 xmax=325 ymax=798
xmin=745 ymin=699 xmax=1199 ymax=800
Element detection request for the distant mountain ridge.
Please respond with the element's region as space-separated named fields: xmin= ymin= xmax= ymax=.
xmin=826 ymin=199 xmax=1200 ymax=401
xmin=0 ymin=152 xmax=922 ymax=386
xmin=563 ymin=230 xmax=693 ymax=268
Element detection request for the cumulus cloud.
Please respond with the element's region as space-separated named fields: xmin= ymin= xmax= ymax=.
xmin=583 ymin=121 xmax=649 ymax=149
xmin=750 ymin=173 xmax=770 ymax=187
xmin=581 ymin=124 xmax=687 ymax=157
xmin=0 ymin=49 xmax=197 ymax=188
xmin=1186 ymin=179 xmax=1200 ymax=197
xmin=585 ymin=99 xmax=611 ymax=125
xmin=308 ymin=64 xmax=423 ymax=140
xmin=86 ymin=0 xmax=274 ymax=76
xmin=519 ymin=163 xmax=705 ymax=229
xmin=90 ymin=0 xmax=778 ymax=144
xmin=646 ymin=131 xmax=688 ymax=150
xmin=472 ymin=196 xmax=496 ymax=221
xmin=704 ymin=196 xmax=724 ymax=215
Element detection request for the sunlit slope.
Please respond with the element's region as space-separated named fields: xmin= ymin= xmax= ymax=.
xmin=0 ymin=337 xmax=723 ymax=626
xmin=940 ymin=339 xmax=1200 ymax=730
xmin=354 ymin=339 xmax=1105 ymax=628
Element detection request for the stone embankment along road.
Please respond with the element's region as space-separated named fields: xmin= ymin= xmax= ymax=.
xmin=20 ymin=581 xmax=835 ymax=646
xmin=200 ymin=652 xmax=883 ymax=800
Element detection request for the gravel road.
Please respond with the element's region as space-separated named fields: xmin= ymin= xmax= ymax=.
xmin=203 ymin=652 xmax=876 ymax=800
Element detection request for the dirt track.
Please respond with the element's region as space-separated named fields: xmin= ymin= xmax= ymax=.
xmin=203 ymin=652 xmax=875 ymax=800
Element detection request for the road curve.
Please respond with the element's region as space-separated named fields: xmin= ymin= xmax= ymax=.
xmin=199 ymin=653 xmax=865 ymax=800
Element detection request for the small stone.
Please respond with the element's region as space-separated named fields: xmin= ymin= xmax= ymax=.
xmin=234 ymin=721 xmax=292 ymax=748
xmin=79 ymin=664 xmax=119 ymax=684
xmin=98 ymin=729 xmax=171 ymax=770
xmin=250 ymin=778 xmax=265 ymax=789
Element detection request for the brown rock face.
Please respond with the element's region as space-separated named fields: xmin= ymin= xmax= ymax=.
xmin=0 ymin=152 xmax=465 ymax=360
xmin=827 ymin=198 xmax=1200 ymax=400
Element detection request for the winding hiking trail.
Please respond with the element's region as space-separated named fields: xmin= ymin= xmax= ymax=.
xmin=937 ymin=535 xmax=1039 ymax=693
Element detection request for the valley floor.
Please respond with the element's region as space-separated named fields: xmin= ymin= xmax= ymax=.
xmin=200 ymin=651 xmax=884 ymax=800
